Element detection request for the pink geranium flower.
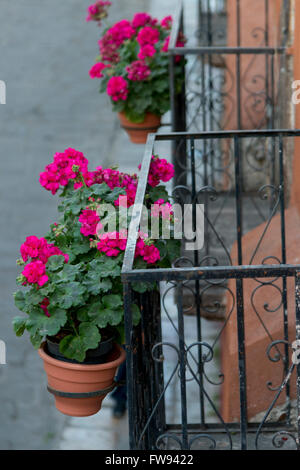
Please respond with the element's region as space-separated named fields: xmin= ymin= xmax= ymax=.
xmin=97 ymin=231 xmax=160 ymax=265
xmin=99 ymin=20 xmax=135 ymax=61
xmin=20 ymin=236 xmax=44 ymax=262
xmin=138 ymin=44 xmax=156 ymax=60
xmin=79 ymin=209 xmax=102 ymax=237
xmin=132 ymin=12 xmax=152 ymax=29
xmin=89 ymin=62 xmax=109 ymax=79
xmin=97 ymin=231 xmax=125 ymax=257
xmin=107 ymin=76 xmax=129 ymax=101
xmin=20 ymin=236 xmax=69 ymax=264
xmin=161 ymin=16 xmax=173 ymax=29
xmin=142 ymin=244 xmax=160 ymax=264
xmin=126 ymin=60 xmax=151 ymax=81
xmin=86 ymin=1 xmax=111 ymax=24
xmin=137 ymin=26 xmax=160 ymax=46
xmin=22 ymin=261 xmax=49 ymax=287
xmin=40 ymin=148 xmax=90 ymax=194
xmin=142 ymin=155 xmax=175 ymax=187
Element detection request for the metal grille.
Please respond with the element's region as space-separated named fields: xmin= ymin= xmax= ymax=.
xmin=168 ymin=0 xmax=291 ymax=188
xmin=122 ymin=130 xmax=300 ymax=450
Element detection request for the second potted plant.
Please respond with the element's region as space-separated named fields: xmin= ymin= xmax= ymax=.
xmin=88 ymin=11 xmax=185 ymax=143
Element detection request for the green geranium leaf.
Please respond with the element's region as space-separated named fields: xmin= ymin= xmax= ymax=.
xmin=59 ymin=335 xmax=86 ymax=362
xmin=148 ymin=185 xmax=170 ymax=203
xmin=102 ymin=294 xmax=123 ymax=309
xmin=98 ymin=279 xmax=113 ymax=293
xmin=13 ymin=316 xmax=27 ymax=336
xmin=71 ymin=240 xmax=91 ymax=255
xmin=83 ymin=272 xmax=112 ymax=296
xmin=88 ymin=296 xmax=123 ymax=328
xmin=89 ymin=258 xmax=121 ymax=278
xmin=59 ymin=323 xmax=101 ymax=362
xmin=46 ymin=255 xmax=65 ymax=272
xmin=25 ymin=289 xmax=45 ymax=307
xmin=88 ymin=183 xmax=111 ymax=198
xmin=78 ymin=322 xmax=101 ymax=350
xmin=87 ymin=299 xmax=102 ymax=318
xmin=30 ymin=332 xmax=44 ymax=349
xmin=93 ymin=307 xmax=123 ymax=329
xmin=57 ymin=263 xmax=83 ymax=283
xmin=53 ymin=282 xmax=86 ymax=309
xmin=105 ymin=187 xmax=126 ymax=203
xmin=27 ymin=307 xmax=67 ymax=338
xmin=14 ymin=291 xmax=26 ymax=311
xmin=76 ymin=307 xmax=90 ymax=322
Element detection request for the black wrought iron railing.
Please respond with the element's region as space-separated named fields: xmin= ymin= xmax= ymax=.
xmin=168 ymin=0 xmax=291 ymax=187
xmin=122 ymin=130 xmax=300 ymax=450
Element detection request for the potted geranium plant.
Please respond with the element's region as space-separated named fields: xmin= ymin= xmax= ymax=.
xmin=88 ymin=10 xmax=186 ymax=143
xmin=13 ymin=147 xmax=180 ymax=417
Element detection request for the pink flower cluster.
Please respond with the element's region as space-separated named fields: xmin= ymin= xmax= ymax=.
xmin=137 ymin=26 xmax=160 ymax=47
xmin=96 ymin=13 xmax=174 ymax=67
xmin=126 ymin=60 xmax=150 ymax=81
xmin=136 ymin=238 xmax=161 ymax=264
xmin=161 ymin=16 xmax=173 ymax=29
xmin=132 ymin=13 xmax=155 ymax=29
xmin=137 ymin=44 xmax=156 ymax=60
xmin=143 ymin=156 xmax=175 ymax=187
xmin=20 ymin=236 xmax=68 ymax=292
xmin=97 ymin=231 xmax=127 ymax=257
xmin=99 ymin=20 xmax=135 ymax=63
xmin=151 ymin=199 xmax=173 ymax=219
xmin=20 ymin=236 xmax=69 ymax=264
xmin=97 ymin=231 xmax=160 ymax=264
xmin=22 ymin=261 xmax=49 ymax=287
xmin=107 ymin=76 xmax=129 ymax=102
xmin=92 ymin=166 xmax=138 ymax=207
xmin=137 ymin=26 xmax=160 ymax=60
xmin=79 ymin=209 xmax=102 ymax=237
xmin=39 ymin=148 xmax=91 ymax=194
xmin=86 ymin=1 xmax=111 ymax=24
xmin=89 ymin=62 xmax=110 ymax=79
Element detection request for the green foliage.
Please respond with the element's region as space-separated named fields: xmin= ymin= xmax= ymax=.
xmin=148 ymin=185 xmax=170 ymax=203
xmin=26 ymin=307 xmax=67 ymax=339
xmin=59 ymin=323 xmax=101 ymax=362
xmin=14 ymin=152 xmax=179 ymax=362
xmin=13 ymin=316 xmax=27 ymax=337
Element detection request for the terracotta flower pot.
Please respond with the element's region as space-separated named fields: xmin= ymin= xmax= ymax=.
xmin=118 ymin=111 xmax=161 ymax=144
xmin=38 ymin=342 xmax=126 ymax=417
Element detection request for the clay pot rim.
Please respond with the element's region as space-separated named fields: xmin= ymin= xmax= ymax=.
xmin=118 ymin=111 xmax=161 ymax=126
xmin=38 ymin=342 xmax=125 ymax=371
